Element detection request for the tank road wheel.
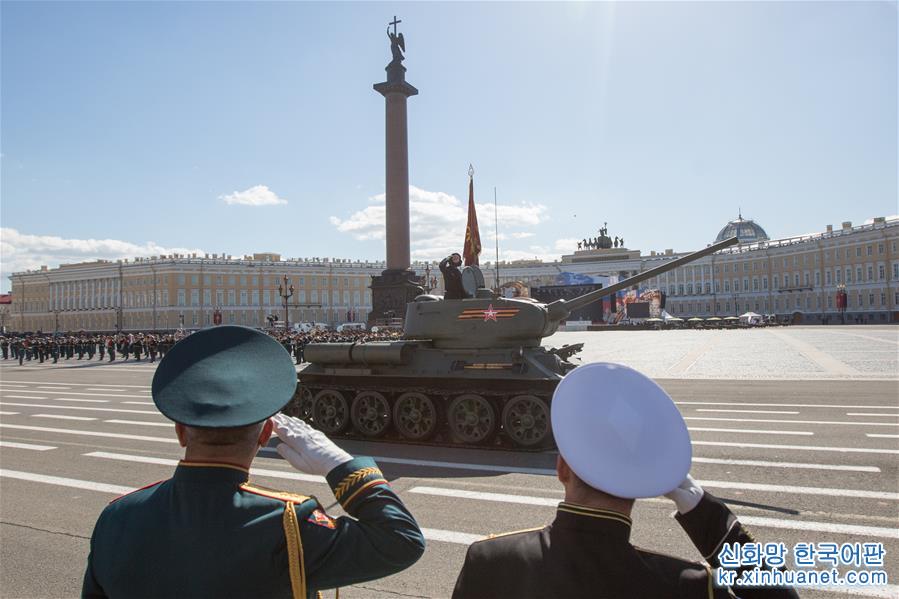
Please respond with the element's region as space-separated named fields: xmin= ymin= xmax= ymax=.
xmin=448 ymin=394 xmax=496 ymax=444
xmin=312 ymin=390 xmax=349 ymax=434
xmin=393 ymin=392 xmax=438 ymax=441
xmin=502 ymin=395 xmax=550 ymax=447
xmin=350 ymin=391 xmax=391 ymax=438
xmin=284 ymin=386 xmax=315 ymax=421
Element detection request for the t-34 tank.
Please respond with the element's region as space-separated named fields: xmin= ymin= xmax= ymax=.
xmin=288 ymin=237 xmax=738 ymax=449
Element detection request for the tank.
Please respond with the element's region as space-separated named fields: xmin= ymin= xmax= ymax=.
xmin=286 ymin=237 xmax=738 ymax=449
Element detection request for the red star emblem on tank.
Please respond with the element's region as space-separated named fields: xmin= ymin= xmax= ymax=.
xmin=483 ymin=304 xmax=499 ymax=322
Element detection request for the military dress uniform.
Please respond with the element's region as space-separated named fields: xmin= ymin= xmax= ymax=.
xmin=81 ymin=325 xmax=423 ymax=599
xmin=453 ymin=493 xmax=797 ymax=599
xmin=82 ymin=456 xmax=423 ymax=599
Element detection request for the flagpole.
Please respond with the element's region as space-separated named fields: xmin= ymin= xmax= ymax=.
xmin=494 ymin=186 xmax=500 ymax=290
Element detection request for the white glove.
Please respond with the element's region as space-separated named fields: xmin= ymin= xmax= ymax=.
xmin=664 ymin=474 xmax=704 ymax=514
xmin=272 ymin=413 xmax=353 ymax=477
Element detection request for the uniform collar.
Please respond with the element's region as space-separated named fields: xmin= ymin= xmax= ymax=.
xmin=173 ymin=460 xmax=250 ymax=485
xmin=553 ymin=501 xmax=632 ymax=542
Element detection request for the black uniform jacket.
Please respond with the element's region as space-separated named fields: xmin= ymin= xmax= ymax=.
xmin=453 ymin=493 xmax=799 ymax=599
xmin=439 ymin=257 xmax=468 ymax=300
xmin=82 ymin=457 xmax=424 ymax=599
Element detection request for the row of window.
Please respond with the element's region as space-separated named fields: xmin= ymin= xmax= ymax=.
xmin=668 ymin=292 xmax=899 ymax=315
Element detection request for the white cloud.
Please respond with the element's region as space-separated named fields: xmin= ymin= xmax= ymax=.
xmin=219 ymin=185 xmax=287 ymax=206
xmin=330 ymin=185 xmax=548 ymax=261
xmin=0 ymin=228 xmax=205 ymax=290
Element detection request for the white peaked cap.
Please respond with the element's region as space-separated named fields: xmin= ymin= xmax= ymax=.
xmin=551 ymin=362 xmax=692 ymax=499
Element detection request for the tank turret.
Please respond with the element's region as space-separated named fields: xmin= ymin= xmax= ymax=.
xmin=288 ymin=237 xmax=738 ymax=449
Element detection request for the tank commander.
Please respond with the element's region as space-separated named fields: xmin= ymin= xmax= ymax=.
xmin=453 ymin=362 xmax=798 ymax=599
xmin=439 ymin=252 xmax=470 ymax=300
xmin=82 ymin=325 xmax=425 ymax=599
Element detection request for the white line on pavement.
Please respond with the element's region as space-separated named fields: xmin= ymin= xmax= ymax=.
xmin=737 ymin=516 xmax=899 ymax=541
xmin=695 ymin=409 xmax=800 ymax=415
xmin=1 ymin=389 xmax=146 ymax=398
xmin=409 ymin=487 xmax=899 ymax=539
xmin=685 ymin=416 xmax=898 ymax=427
xmin=54 ymin=398 xmax=110 ymax=403
xmin=87 ymin=388 xmax=126 ymax=391
xmin=0 ymin=411 xmax=19 ymax=416
xmin=420 ymin=528 xmax=485 ymax=545
xmin=84 ymin=452 xmax=326 ymax=483
xmin=104 ymin=419 xmax=171 ymax=427
xmin=122 ymin=401 xmax=155 ymax=405
xmin=677 ymin=402 xmax=899 ymax=410
xmin=0 ymin=380 xmax=147 ymax=388
xmin=688 ymin=427 xmax=813 ymax=436
xmin=37 ymin=386 xmax=70 ymax=390
xmin=847 ymin=413 xmax=899 ymax=417
xmin=0 ymin=384 xmax=26 ymax=388
xmin=2 ymin=395 xmax=48 ymax=400
xmin=33 ymin=414 xmax=97 ymax=421
xmin=693 ymin=440 xmax=899 ymax=455
xmin=690 ymin=457 xmax=880 ymax=473
xmin=261 ymin=448 xmax=881 ymax=475
xmin=697 ymin=480 xmax=899 ymax=501
xmin=0 ymin=469 xmax=133 ymax=494
xmin=0 ymin=424 xmax=177 ymax=443
xmin=866 ymin=434 xmax=899 ymax=439
xmin=0 ymin=402 xmax=157 ymax=415
xmin=0 ymin=441 xmax=56 ymax=451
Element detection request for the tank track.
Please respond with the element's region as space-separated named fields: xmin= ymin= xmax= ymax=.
xmin=286 ymin=375 xmax=558 ymax=451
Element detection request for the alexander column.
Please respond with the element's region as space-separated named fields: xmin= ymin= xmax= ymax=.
xmin=370 ymin=17 xmax=423 ymax=324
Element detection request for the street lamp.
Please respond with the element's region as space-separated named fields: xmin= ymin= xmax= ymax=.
xmin=278 ymin=275 xmax=294 ymax=330
xmin=53 ymin=310 xmax=61 ymax=335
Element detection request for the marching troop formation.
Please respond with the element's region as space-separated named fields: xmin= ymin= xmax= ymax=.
xmin=0 ymin=327 xmax=404 ymax=367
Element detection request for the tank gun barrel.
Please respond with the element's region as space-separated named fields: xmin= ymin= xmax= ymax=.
xmin=547 ymin=237 xmax=739 ymax=320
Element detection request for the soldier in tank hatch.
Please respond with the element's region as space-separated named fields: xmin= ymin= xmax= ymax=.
xmin=439 ymin=252 xmax=469 ymax=300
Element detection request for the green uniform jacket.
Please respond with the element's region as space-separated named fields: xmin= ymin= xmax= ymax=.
xmin=82 ymin=457 xmax=424 ymax=598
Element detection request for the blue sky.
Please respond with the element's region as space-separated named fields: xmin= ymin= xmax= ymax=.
xmin=2 ymin=1 xmax=896 ymax=292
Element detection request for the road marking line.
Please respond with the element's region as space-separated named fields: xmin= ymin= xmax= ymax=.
xmin=87 ymin=388 xmax=126 ymax=391
xmin=0 ymin=469 xmax=132 ymax=494
xmin=697 ymin=480 xmax=899 ymax=501
xmin=677 ymin=402 xmax=899 ymax=409
xmin=0 ymin=411 xmax=19 ymax=416
xmin=3 ymin=389 xmax=146 ymax=398
xmin=686 ymin=416 xmax=898 ymax=427
xmin=33 ymin=414 xmax=97 ymax=421
xmin=693 ymin=440 xmax=899 ymax=455
xmin=0 ymin=380 xmax=147 ymax=388
xmin=261 ymin=448 xmax=882 ymax=475
xmin=866 ymin=434 xmax=899 ymax=439
xmin=37 ymin=386 xmax=70 ymax=390
xmin=54 ymin=398 xmax=110 ymax=404
xmin=421 ymin=528 xmax=485 ymax=545
xmin=84 ymin=451 xmax=326 ymax=483
xmin=2 ymin=395 xmax=48 ymax=400
xmin=689 ymin=427 xmax=813 ymax=436
xmin=0 ymin=424 xmax=177 ymax=444
xmin=0 ymin=441 xmax=56 ymax=451
xmin=690 ymin=457 xmax=880 ymax=473
xmin=695 ymin=409 xmax=800 ymax=415
xmin=409 ymin=487 xmax=899 ymax=539
xmin=738 ymin=516 xmax=899 ymax=540
xmin=122 ymin=401 xmax=155 ymax=405
xmin=0 ymin=402 xmax=157 ymax=415
xmin=0 ymin=384 xmax=27 ymax=388
xmin=104 ymin=419 xmax=170 ymax=427
xmin=847 ymin=413 xmax=899 ymax=417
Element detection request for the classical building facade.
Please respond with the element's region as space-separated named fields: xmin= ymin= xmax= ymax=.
xmin=7 ymin=216 xmax=898 ymax=332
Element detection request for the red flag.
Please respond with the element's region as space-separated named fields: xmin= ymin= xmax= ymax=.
xmin=463 ymin=173 xmax=481 ymax=266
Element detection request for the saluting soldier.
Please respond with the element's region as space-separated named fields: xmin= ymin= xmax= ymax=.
xmin=453 ymin=363 xmax=798 ymax=599
xmin=82 ymin=326 xmax=424 ymax=599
